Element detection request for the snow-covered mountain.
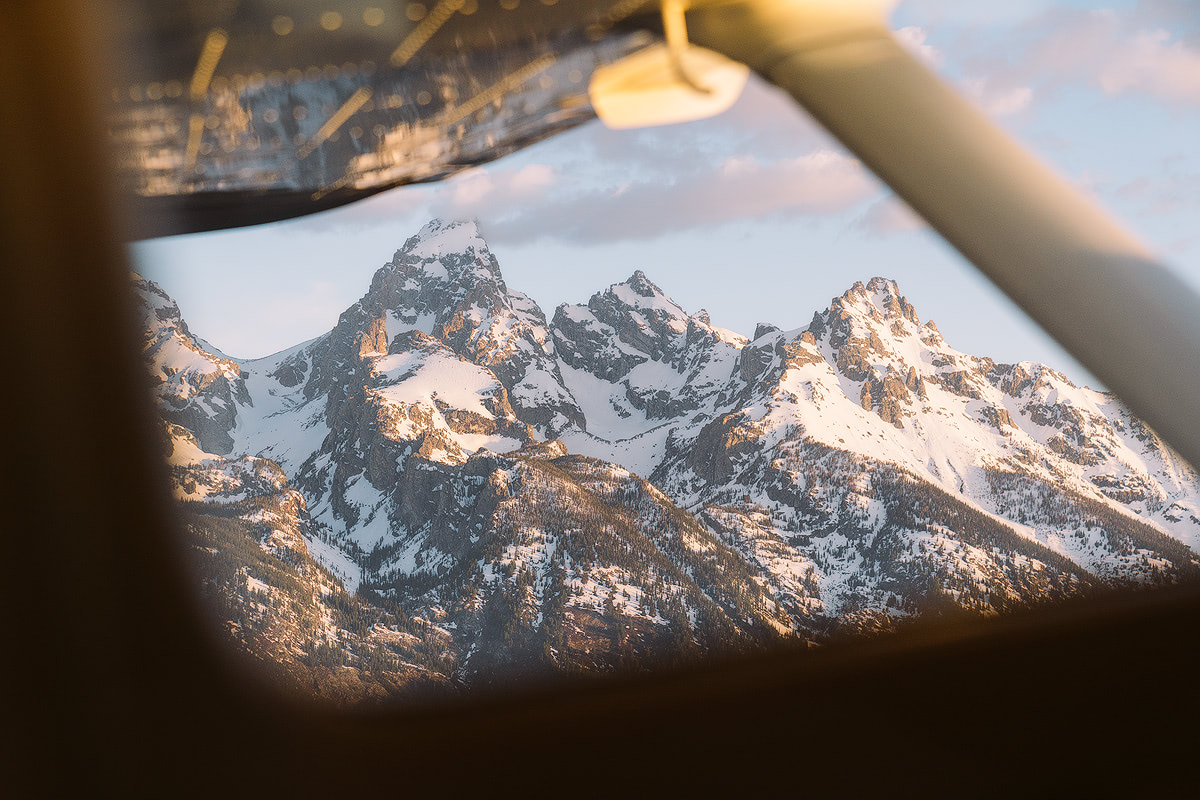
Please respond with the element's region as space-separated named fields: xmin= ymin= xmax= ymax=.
xmin=653 ymin=277 xmax=1200 ymax=627
xmin=137 ymin=219 xmax=1200 ymax=698
xmin=552 ymin=269 xmax=748 ymax=476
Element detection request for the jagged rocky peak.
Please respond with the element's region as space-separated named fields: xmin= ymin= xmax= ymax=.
xmin=753 ymin=323 xmax=781 ymax=342
xmin=737 ymin=281 xmax=921 ymax=393
xmin=624 ymin=269 xmax=669 ymax=300
xmin=803 ymin=277 xmax=939 ymax=373
xmin=804 ymin=278 xmax=901 ymax=360
xmin=133 ymin=273 xmax=195 ymax=357
xmin=552 ymin=268 xmax=742 ymax=388
xmin=817 ymin=277 xmax=921 ymax=337
xmin=132 ymin=273 xmax=249 ymax=455
xmin=404 ymin=217 xmax=488 ymax=258
xmin=321 ymin=220 xmax=479 ymax=346
xmin=552 ymin=270 xmax=683 ymax=380
xmin=597 ymin=270 xmax=692 ymax=342
xmin=332 ymin=221 xmax=515 ymax=366
xmin=314 ymin=218 xmax=583 ymax=437
xmin=368 ymin=218 xmax=511 ymax=316
xmin=738 ymin=277 xmax=938 ymax=429
xmin=133 ymin=274 xmax=181 ymax=324
xmin=861 ymin=277 xmax=920 ymax=323
xmin=574 ymin=271 xmax=693 ymax=360
xmin=366 ymin=218 xmax=554 ymax=337
xmin=133 ymin=274 xmax=216 ymax=351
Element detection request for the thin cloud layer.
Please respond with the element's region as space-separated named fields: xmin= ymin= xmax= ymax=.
xmin=897 ymin=0 xmax=1060 ymax=26
xmin=1095 ymin=27 xmax=1200 ymax=105
xmin=934 ymin=7 xmax=1200 ymax=108
xmin=1116 ymin=171 xmax=1200 ymax=218
xmin=445 ymin=150 xmax=878 ymax=245
xmin=859 ymin=195 xmax=929 ymax=236
xmin=896 ymin=25 xmax=1034 ymax=117
xmin=308 ymin=5 xmax=1200 ymax=246
xmin=1017 ymin=9 xmax=1200 ymax=106
xmin=432 ymin=163 xmax=559 ymax=221
xmin=961 ymin=77 xmax=1034 ymax=116
xmin=895 ymin=25 xmax=944 ymax=68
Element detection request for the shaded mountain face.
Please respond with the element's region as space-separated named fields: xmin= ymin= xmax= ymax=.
xmin=343 ymin=219 xmax=585 ymax=435
xmin=137 ymin=277 xmax=249 ymax=454
xmin=551 ymin=269 xmax=748 ymax=476
xmin=136 ymin=220 xmax=1200 ymax=699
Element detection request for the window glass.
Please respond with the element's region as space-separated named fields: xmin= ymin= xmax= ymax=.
xmin=127 ymin=1 xmax=1200 ymax=704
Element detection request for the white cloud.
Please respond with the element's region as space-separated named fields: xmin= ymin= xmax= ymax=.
xmin=980 ymin=8 xmax=1200 ymax=108
xmin=895 ymin=26 xmax=944 ymax=68
xmin=891 ymin=23 xmax=1033 ymax=117
xmin=448 ymin=169 xmax=493 ymax=207
xmin=894 ymin=7 xmax=1200 ymax=113
xmin=892 ymin=24 xmax=1032 ymax=117
xmin=510 ymin=163 xmax=557 ymax=193
xmin=1097 ymin=28 xmax=1200 ymax=105
xmin=961 ymin=77 xmax=1034 ymax=116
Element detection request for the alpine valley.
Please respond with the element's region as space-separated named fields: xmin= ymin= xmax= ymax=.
xmin=139 ymin=219 xmax=1200 ymax=703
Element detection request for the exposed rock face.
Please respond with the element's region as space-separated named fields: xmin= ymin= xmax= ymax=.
xmin=548 ymin=269 xmax=750 ymax=487
xmin=780 ymin=336 xmax=824 ymax=370
xmin=685 ymin=412 xmax=765 ymax=487
xmin=738 ymin=335 xmax=779 ymax=385
xmin=936 ymin=370 xmax=986 ymax=400
xmin=137 ymin=222 xmax=1200 ymax=700
xmin=324 ymin=219 xmax=585 ymax=436
xmin=551 ymin=302 xmax=648 ymax=383
xmin=136 ymin=276 xmax=250 ymax=454
xmin=753 ymin=323 xmax=781 ymax=340
xmin=651 ymin=272 xmax=1200 ymax=628
xmin=269 ymin=353 xmax=307 ymax=388
xmin=552 ymin=269 xmax=746 ymax=423
xmin=979 ymin=403 xmax=1017 ymax=433
xmin=163 ymin=422 xmax=452 ymax=703
xmin=585 ymin=270 xmax=685 ymax=364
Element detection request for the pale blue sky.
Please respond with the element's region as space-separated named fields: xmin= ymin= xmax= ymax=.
xmin=134 ymin=0 xmax=1200 ymax=388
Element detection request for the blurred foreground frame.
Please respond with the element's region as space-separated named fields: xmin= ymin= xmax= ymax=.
xmin=4 ymin=0 xmax=1200 ymax=794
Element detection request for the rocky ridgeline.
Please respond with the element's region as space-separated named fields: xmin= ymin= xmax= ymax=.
xmin=135 ymin=219 xmax=1200 ymax=701
xmin=137 ymin=276 xmax=250 ymax=454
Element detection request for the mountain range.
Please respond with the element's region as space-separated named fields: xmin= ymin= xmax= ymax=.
xmin=138 ymin=218 xmax=1200 ymax=700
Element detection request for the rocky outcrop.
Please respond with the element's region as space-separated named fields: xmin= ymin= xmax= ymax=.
xmin=551 ymin=304 xmax=646 ymax=382
xmin=552 ymin=270 xmax=746 ymax=427
xmin=352 ymin=219 xmax=585 ymax=435
xmin=935 ymin=370 xmax=985 ymax=400
xmin=134 ymin=275 xmax=250 ymax=454
xmin=685 ymin=412 xmax=766 ymax=486
xmin=979 ymin=403 xmax=1016 ymax=434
